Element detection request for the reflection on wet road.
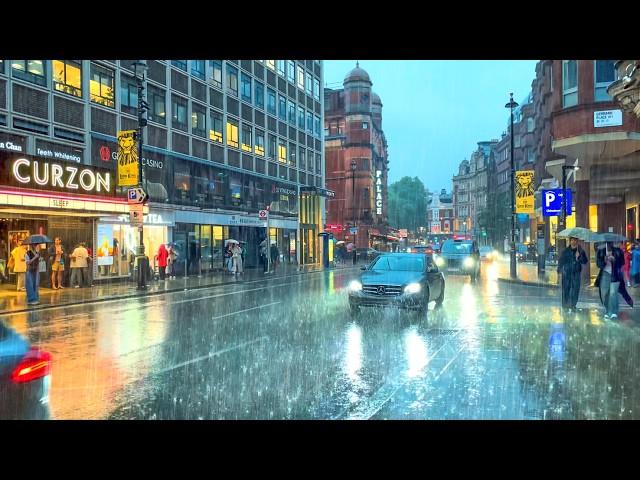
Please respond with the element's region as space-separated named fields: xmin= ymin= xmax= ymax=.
xmin=2 ymin=260 xmax=640 ymax=419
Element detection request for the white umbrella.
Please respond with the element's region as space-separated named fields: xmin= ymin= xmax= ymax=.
xmin=225 ymin=239 xmax=239 ymax=246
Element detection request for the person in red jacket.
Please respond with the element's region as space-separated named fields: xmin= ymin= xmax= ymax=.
xmin=621 ymin=242 xmax=632 ymax=288
xmin=156 ymin=243 xmax=169 ymax=280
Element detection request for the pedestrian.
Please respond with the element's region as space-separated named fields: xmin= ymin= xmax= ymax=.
xmin=595 ymin=241 xmax=626 ymax=319
xmin=622 ymin=241 xmax=632 ymax=288
xmin=156 ymin=243 xmax=168 ymax=280
xmin=48 ymin=237 xmax=66 ymax=290
xmin=167 ymin=244 xmax=178 ymax=279
xmin=0 ymin=240 xmax=8 ymax=283
xmin=70 ymin=242 xmax=89 ymax=288
xmin=557 ymin=236 xmax=588 ymax=313
xmin=25 ymin=243 xmax=41 ymax=305
xmin=270 ymin=242 xmax=279 ymax=273
xmin=232 ymin=243 xmax=243 ymax=275
xmin=631 ymin=240 xmax=640 ymax=287
xmin=10 ymin=240 xmax=27 ymax=291
xmin=259 ymin=238 xmax=268 ymax=273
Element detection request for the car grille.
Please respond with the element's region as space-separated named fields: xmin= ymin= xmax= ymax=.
xmin=362 ymin=285 xmax=403 ymax=296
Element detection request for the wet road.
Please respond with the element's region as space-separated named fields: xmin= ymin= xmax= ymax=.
xmin=2 ymin=260 xmax=640 ymax=420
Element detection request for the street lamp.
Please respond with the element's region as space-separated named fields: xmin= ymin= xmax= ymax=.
xmin=559 ymin=163 xmax=580 ymax=251
xmin=351 ymin=159 xmax=357 ymax=264
xmin=133 ymin=60 xmax=149 ymax=290
xmin=505 ymin=92 xmax=519 ymax=280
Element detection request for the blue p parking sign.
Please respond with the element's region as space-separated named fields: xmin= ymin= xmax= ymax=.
xmin=542 ymin=189 xmax=572 ymax=216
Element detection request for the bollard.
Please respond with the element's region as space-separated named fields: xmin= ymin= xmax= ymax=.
xmin=198 ymin=258 xmax=202 ymax=278
xmin=184 ymin=258 xmax=188 ymax=279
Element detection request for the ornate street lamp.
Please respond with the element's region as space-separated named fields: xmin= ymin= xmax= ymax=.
xmin=505 ymin=92 xmax=519 ymax=279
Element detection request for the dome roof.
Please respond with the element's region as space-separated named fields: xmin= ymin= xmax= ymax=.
xmin=371 ymin=91 xmax=382 ymax=105
xmin=344 ymin=62 xmax=372 ymax=84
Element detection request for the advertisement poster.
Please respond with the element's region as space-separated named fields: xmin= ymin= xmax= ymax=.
xmin=8 ymin=230 xmax=30 ymax=252
xmin=515 ymin=170 xmax=535 ymax=214
xmin=117 ymin=130 xmax=138 ymax=186
xmin=97 ymin=224 xmax=114 ymax=266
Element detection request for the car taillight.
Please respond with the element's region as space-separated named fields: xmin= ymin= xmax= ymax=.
xmin=11 ymin=349 xmax=52 ymax=383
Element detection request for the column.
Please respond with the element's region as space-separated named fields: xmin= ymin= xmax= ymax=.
xmin=574 ymin=179 xmax=590 ymax=285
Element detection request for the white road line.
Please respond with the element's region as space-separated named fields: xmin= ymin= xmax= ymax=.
xmin=433 ymin=345 xmax=465 ymax=381
xmin=153 ymin=336 xmax=268 ymax=375
xmin=211 ymin=301 xmax=281 ymax=320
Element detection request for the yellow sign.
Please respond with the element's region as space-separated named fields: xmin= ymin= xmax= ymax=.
xmin=515 ymin=170 xmax=535 ymax=213
xmin=117 ymin=130 xmax=138 ymax=186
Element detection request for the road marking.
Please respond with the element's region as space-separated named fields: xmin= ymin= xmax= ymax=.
xmin=153 ymin=336 xmax=268 ymax=375
xmin=211 ymin=301 xmax=281 ymax=320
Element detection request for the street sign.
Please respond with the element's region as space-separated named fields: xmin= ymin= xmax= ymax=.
xmin=542 ymin=189 xmax=572 ymax=216
xmin=129 ymin=204 xmax=144 ymax=226
xmin=350 ymin=227 xmax=358 ymax=234
xmin=128 ymin=187 xmax=148 ymax=204
xmin=258 ymin=209 xmax=268 ymax=219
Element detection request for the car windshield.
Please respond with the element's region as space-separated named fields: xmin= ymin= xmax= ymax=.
xmin=441 ymin=242 xmax=473 ymax=254
xmin=479 ymin=247 xmax=492 ymax=253
xmin=370 ymin=255 xmax=424 ymax=272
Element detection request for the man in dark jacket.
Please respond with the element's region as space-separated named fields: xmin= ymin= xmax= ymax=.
xmin=557 ymin=236 xmax=588 ymax=312
xmin=595 ymin=241 xmax=628 ymax=319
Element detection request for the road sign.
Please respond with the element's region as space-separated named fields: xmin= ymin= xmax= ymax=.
xmin=128 ymin=187 xmax=148 ymax=204
xmin=350 ymin=227 xmax=358 ymax=234
xmin=542 ymin=189 xmax=572 ymax=216
xmin=129 ymin=204 xmax=144 ymax=226
xmin=258 ymin=209 xmax=268 ymax=219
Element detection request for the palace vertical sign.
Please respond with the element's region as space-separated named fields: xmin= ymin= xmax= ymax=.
xmin=375 ymin=170 xmax=383 ymax=215
xmin=117 ymin=130 xmax=138 ymax=186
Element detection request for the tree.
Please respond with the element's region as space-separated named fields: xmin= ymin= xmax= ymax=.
xmin=388 ymin=176 xmax=428 ymax=233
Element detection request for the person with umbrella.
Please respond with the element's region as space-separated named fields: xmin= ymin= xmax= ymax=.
xmin=595 ymin=239 xmax=626 ymax=319
xmin=24 ymin=241 xmax=41 ymax=305
xmin=557 ymin=236 xmax=588 ymax=313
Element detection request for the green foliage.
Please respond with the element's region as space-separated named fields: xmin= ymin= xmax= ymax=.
xmin=388 ymin=176 xmax=428 ymax=233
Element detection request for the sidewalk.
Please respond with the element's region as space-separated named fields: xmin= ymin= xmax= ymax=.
xmin=0 ymin=262 xmax=359 ymax=316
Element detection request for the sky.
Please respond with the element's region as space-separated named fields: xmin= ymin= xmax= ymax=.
xmin=323 ymin=60 xmax=539 ymax=194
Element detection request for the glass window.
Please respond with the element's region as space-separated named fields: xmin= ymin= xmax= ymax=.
xmin=278 ymin=95 xmax=287 ymax=121
xmin=171 ymin=95 xmax=188 ymax=131
xmin=305 ymin=72 xmax=312 ymax=94
xmin=192 ymin=104 xmax=206 ymax=137
xmin=120 ymin=75 xmax=138 ymax=114
xmin=226 ymin=118 xmax=239 ymax=148
xmin=148 ymin=85 xmax=166 ymax=124
xmin=287 ymin=61 xmax=295 ymax=83
xmin=298 ymin=106 xmax=305 ymax=129
xmin=362 ymin=121 xmax=368 ymax=130
xmin=287 ymin=100 xmax=295 ymax=125
xmin=255 ymin=81 xmax=264 ymax=109
xmin=594 ymin=60 xmax=616 ymax=102
xmin=226 ymin=64 xmax=238 ymax=96
xmin=11 ymin=60 xmax=46 ymax=86
xmin=314 ymin=115 xmax=321 ymax=137
xmin=210 ymin=60 xmax=222 ymax=88
xmin=306 ymin=111 xmax=313 ymax=133
xmin=277 ymin=60 xmax=285 ymax=77
xmin=299 ymin=147 xmax=306 ymax=170
xmin=527 ymin=117 xmax=534 ymax=132
xmin=191 ymin=60 xmax=205 ymax=80
xmin=255 ymin=129 xmax=265 ymax=156
xmin=241 ymin=125 xmax=252 ymax=152
xmin=172 ymin=60 xmax=187 ymax=71
xmin=562 ymin=60 xmax=578 ymax=108
xmin=0 ymin=60 xmax=4 ymax=75
xmin=241 ymin=73 xmax=251 ymax=102
xmin=313 ymin=78 xmax=320 ymax=100
xmin=268 ymin=134 xmax=276 ymax=160
xmin=209 ymin=111 xmax=223 ymax=143
xmin=267 ymin=88 xmax=276 ymax=116
xmin=296 ymin=66 xmax=304 ymax=89
xmin=90 ymin=63 xmax=115 ymax=108
xmin=289 ymin=142 xmax=296 ymax=166
xmin=53 ymin=60 xmax=82 ymax=97
xmin=315 ymin=153 xmax=321 ymax=174
xmin=265 ymin=60 xmax=275 ymax=70
xmin=278 ymin=139 xmax=287 ymax=163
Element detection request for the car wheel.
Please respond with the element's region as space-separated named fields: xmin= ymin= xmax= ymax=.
xmin=435 ymin=283 xmax=445 ymax=308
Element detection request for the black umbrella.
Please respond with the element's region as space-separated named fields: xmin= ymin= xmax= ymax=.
xmin=22 ymin=234 xmax=53 ymax=245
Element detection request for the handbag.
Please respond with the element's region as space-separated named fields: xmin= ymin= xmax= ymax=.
xmin=39 ymin=258 xmax=47 ymax=273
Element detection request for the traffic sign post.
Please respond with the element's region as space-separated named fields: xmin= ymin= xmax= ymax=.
xmin=129 ymin=204 xmax=144 ymax=226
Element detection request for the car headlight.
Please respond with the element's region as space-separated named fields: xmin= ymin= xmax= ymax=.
xmin=404 ymin=282 xmax=421 ymax=294
xmin=348 ymin=280 xmax=362 ymax=292
xmin=464 ymin=257 xmax=475 ymax=268
xmin=435 ymin=256 xmax=444 ymax=267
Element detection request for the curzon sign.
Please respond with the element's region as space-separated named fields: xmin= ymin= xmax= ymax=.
xmin=1 ymin=151 xmax=115 ymax=196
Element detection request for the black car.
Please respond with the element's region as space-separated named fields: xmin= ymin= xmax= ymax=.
xmin=355 ymin=248 xmax=381 ymax=262
xmin=0 ymin=323 xmax=52 ymax=420
xmin=435 ymin=239 xmax=481 ymax=281
xmin=348 ymin=253 xmax=445 ymax=315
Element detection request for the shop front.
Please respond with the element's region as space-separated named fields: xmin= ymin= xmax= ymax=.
xmin=0 ymin=150 xmax=127 ymax=288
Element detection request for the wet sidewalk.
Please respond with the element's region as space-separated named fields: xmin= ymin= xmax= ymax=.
xmin=0 ymin=262 xmax=360 ymax=316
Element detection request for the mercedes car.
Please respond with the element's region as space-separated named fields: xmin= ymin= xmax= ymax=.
xmin=434 ymin=239 xmax=481 ymax=281
xmin=347 ymin=253 xmax=445 ymax=315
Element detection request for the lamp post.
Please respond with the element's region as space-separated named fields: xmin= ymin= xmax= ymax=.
xmin=351 ymin=159 xmax=357 ymax=264
xmin=505 ymin=92 xmax=519 ymax=279
xmin=133 ymin=60 xmax=149 ymax=290
xmin=559 ymin=164 xmax=580 ymax=251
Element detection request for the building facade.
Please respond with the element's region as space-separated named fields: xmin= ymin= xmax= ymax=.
xmin=427 ymin=189 xmax=454 ymax=234
xmin=324 ymin=63 xmax=390 ymax=249
xmin=0 ymin=59 xmax=325 ymax=283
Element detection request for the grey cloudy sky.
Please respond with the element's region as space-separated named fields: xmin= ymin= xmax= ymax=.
xmin=323 ymin=60 xmax=539 ymax=194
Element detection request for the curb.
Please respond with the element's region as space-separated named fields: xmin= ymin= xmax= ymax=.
xmin=497 ymin=277 xmax=560 ymax=289
xmin=0 ymin=265 xmax=360 ymax=317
